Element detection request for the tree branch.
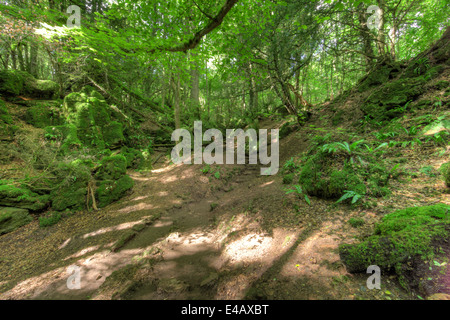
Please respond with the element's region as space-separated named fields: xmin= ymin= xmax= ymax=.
xmin=150 ymin=0 xmax=238 ymax=53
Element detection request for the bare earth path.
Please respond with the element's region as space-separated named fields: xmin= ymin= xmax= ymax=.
xmin=0 ymin=119 xmax=443 ymax=300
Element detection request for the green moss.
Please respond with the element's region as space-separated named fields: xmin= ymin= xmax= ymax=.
xmin=121 ymin=147 xmax=144 ymax=169
xmin=0 ymin=100 xmax=12 ymax=124
xmin=363 ymin=77 xmax=426 ymax=120
xmin=440 ymin=162 xmax=450 ymax=187
xmin=50 ymin=161 xmax=92 ymax=211
xmin=81 ymin=85 xmax=105 ymax=101
xmin=424 ymin=65 xmax=444 ymax=80
xmin=103 ymin=121 xmax=124 ymax=148
xmin=299 ymin=154 xmax=366 ymax=199
xmin=358 ymin=64 xmax=396 ymax=93
xmin=0 ymin=70 xmax=25 ymax=96
xmin=39 ymin=212 xmax=62 ymax=227
xmin=0 ymin=70 xmax=58 ymax=98
xmin=348 ymin=217 xmax=365 ymax=228
xmin=25 ymin=103 xmax=63 ymax=128
xmin=96 ymin=175 xmax=134 ymax=208
xmin=27 ymin=79 xmax=59 ymax=99
xmin=279 ymin=121 xmax=299 ymax=139
xmin=62 ymin=88 xmax=124 ymax=150
xmin=328 ymin=168 xmax=366 ymax=198
xmin=45 ymin=124 xmax=82 ymax=154
xmin=0 ymin=183 xmax=49 ymax=211
xmin=339 ymin=204 xmax=450 ymax=275
xmin=88 ymin=97 xmax=111 ymax=126
xmin=96 ymin=155 xmax=127 ymax=180
xmin=0 ymin=207 xmax=32 ymax=235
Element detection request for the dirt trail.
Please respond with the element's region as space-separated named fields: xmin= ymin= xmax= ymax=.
xmin=0 ymin=118 xmax=436 ymax=300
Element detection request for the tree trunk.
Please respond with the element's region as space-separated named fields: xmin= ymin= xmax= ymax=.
xmin=173 ymin=73 xmax=181 ymax=130
xmin=190 ymin=59 xmax=200 ymax=119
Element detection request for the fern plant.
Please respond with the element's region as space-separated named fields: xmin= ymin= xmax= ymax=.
xmin=336 ymin=190 xmax=364 ymax=205
xmin=285 ymin=185 xmax=311 ymax=205
xmin=364 ymin=142 xmax=388 ymax=154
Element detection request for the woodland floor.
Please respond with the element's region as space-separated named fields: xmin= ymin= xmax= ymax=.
xmin=0 ymin=115 xmax=449 ymax=300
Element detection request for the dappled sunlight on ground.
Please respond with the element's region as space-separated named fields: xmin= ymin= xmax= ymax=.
xmin=118 ymin=202 xmax=157 ymax=214
xmin=64 ymin=245 xmax=101 ymax=260
xmin=223 ymin=233 xmax=273 ymax=264
xmin=82 ymin=218 xmax=148 ymax=239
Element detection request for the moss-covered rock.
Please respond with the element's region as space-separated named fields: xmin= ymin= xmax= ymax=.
xmin=298 ymin=153 xmax=367 ymax=199
xmin=25 ymin=101 xmax=63 ymax=128
xmin=95 ymin=155 xmax=127 ymax=180
xmin=363 ymin=77 xmax=426 ymax=120
xmin=0 ymin=70 xmax=25 ymax=96
xmin=339 ymin=204 xmax=450 ymax=276
xmin=50 ymin=161 xmax=92 ymax=211
xmin=96 ymin=175 xmax=134 ymax=208
xmin=44 ymin=124 xmax=82 ymax=154
xmin=358 ymin=62 xmax=403 ymax=93
xmin=62 ymin=87 xmax=124 ymax=150
xmin=0 ymin=182 xmax=50 ymax=211
xmin=0 ymin=70 xmax=58 ymax=99
xmin=296 ymin=137 xmax=392 ymax=203
xmin=440 ymin=162 xmax=450 ymax=187
xmin=0 ymin=207 xmax=32 ymax=235
xmin=121 ymin=147 xmax=144 ymax=169
xmin=103 ymin=121 xmax=125 ymax=148
xmin=28 ymin=79 xmax=59 ymax=99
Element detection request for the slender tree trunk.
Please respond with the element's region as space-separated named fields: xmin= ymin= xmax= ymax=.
xmin=17 ymin=44 xmax=25 ymax=71
xmin=357 ymin=3 xmax=375 ymax=70
xmin=190 ymin=58 xmax=200 ymax=119
xmin=173 ymin=73 xmax=181 ymax=130
xmin=376 ymin=0 xmax=388 ymax=62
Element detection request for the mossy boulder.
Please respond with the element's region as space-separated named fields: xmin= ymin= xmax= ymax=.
xmin=28 ymin=79 xmax=59 ymax=99
xmin=95 ymin=155 xmax=127 ymax=180
xmin=121 ymin=147 xmax=144 ymax=169
xmin=96 ymin=175 xmax=134 ymax=208
xmin=296 ymin=138 xmax=391 ymax=202
xmin=0 ymin=182 xmax=50 ymax=211
xmin=44 ymin=124 xmax=82 ymax=154
xmin=0 ymin=70 xmax=58 ymax=98
xmin=298 ymin=153 xmax=367 ymax=199
xmin=358 ymin=62 xmax=403 ymax=93
xmin=363 ymin=77 xmax=426 ymax=120
xmin=0 ymin=207 xmax=32 ymax=235
xmin=0 ymin=70 xmax=25 ymax=96
xmin=440 ymin=162 xmax=450 ymax=187
xmin=24 ymin=101 xmax=63 ymax=128
xmin=62 ymin=87 xmax=124 ymax=150
xmin=50 ymin=161 xmax=92 ymax=212
xmin=103 ymin=121 xmax=125 ymax=148
xmin=339 ymin=203 xmax=450 ymax=275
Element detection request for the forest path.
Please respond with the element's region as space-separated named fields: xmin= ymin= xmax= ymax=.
xmin=0 ymin=118 xmax=415 ymax=300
